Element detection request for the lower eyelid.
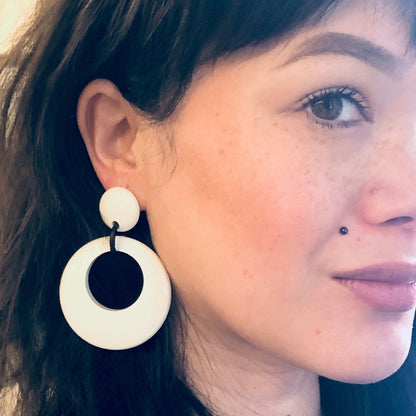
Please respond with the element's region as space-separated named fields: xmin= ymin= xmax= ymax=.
xmin=304 ymin=111 xmax=363 ymax=130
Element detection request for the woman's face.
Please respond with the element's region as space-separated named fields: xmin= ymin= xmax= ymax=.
xmin=136 ymin=0 xmax=416 ymax=383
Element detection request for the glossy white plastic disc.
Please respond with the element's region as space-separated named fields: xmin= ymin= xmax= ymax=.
xmin=59 ymin=236 xmax=171 ymax=350
xmin=99 ymin=187 xmax=140 ymax=232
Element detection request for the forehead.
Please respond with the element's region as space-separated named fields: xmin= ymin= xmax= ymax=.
xmin=261 ymin=0 xmax=416 ymax=75
xmin=187 ymin=0 xmax=416 ymax=105
xmin=317 ymin=0 xmax=414 ymax=50
xmin=226 ymin=0 xmax=414 ymax=67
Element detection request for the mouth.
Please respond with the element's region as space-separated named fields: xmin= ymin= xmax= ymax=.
xmin=333 ymin=263 xmax=416 ymax=313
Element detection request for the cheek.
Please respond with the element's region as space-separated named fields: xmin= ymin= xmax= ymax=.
xmin=150 ymin=117 xmax=339 ymax=313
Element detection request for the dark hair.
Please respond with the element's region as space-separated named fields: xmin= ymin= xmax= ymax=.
xmin=1 ymin=1 xmax=416 ymax=415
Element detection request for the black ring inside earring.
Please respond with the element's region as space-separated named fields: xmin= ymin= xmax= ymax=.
xmin=339 ymin=226 xmax=349 ymax=235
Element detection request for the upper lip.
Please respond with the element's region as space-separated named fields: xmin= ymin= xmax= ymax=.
xmin=333 ymin=263 xmax=416 ymax=285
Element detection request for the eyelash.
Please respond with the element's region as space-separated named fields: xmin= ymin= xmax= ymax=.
xmin=299 ymin=86 xmax=373 ymax=130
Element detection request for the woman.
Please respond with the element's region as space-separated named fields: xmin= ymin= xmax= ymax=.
xmin=1 ymin=0 xmax=416 ymax=414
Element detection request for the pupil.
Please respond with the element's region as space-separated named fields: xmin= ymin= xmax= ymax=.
xmin=311 ymin=96 xmax=343 ymax=120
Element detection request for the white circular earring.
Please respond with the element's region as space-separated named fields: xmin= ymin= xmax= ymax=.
xmin=59 ymin=187 xmax=171 ymax=350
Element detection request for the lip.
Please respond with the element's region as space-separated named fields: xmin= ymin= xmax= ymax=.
xmin=333 ymin=263 xmax=416 ymax=313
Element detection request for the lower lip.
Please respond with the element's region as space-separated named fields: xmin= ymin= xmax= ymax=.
xmin=334 ymin=278 xmax=416 ymax=313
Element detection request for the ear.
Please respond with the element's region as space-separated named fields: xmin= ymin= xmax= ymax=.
xmin=77 ymin=79 xmax=142 ymax=192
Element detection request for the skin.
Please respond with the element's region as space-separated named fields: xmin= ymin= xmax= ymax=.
xmin=78 ymin=0 xmax=416 ymax=414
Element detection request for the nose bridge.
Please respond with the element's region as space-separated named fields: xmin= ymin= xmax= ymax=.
xmin=361 ymin=111 xmax=416 ymax=225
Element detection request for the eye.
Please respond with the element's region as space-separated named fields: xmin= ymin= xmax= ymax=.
xmin=300 ymin=86 xmax=372 ymax=129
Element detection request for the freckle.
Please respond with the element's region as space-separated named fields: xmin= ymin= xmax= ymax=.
xmin=243 ymin=269 xmax=248 ymax=276
xmin=219 ymin=148 xmax=225 ymax=155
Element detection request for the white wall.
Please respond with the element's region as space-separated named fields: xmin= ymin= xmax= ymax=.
xmin=0 ymin=0 xmax=37 ymax=52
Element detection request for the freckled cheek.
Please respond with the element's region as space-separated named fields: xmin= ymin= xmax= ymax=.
xmin=171 ymin=119 xmax=340 ymax=257
xmin=191 ymin=161 xmax=325 ymax=259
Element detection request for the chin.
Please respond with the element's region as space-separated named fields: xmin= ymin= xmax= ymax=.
xmin=324 ymin=314 xmax=414 ymax=384
xmin=323 ymin=348 xmax=410 ymax=384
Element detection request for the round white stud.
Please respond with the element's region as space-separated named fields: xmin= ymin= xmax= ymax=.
xmin=99 ymin=187 xmax=140 ymax=232
xmin=59 ymin=236 xmax=171 ymax=350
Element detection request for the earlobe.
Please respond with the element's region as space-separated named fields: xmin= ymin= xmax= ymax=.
xmin=77 ymin=79 xmax=139 ymax=189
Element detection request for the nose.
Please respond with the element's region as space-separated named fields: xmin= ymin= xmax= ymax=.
xmin=359 ymin=118 xmax=416 ymax=231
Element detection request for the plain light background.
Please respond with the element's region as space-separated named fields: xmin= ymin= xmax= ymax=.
xmin=0 ymin=0 xmax=37 ymax=52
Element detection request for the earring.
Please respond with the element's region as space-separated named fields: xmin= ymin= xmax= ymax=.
xmin=59 ymin=187 xmax=171 ymax=350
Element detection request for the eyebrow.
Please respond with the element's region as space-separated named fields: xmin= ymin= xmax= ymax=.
xmin=283 ymin=32 xmax=402 ymax=75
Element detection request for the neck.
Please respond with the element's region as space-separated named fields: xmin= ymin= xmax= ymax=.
xmin=183 ymin=322 xmax=322 ymax=416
